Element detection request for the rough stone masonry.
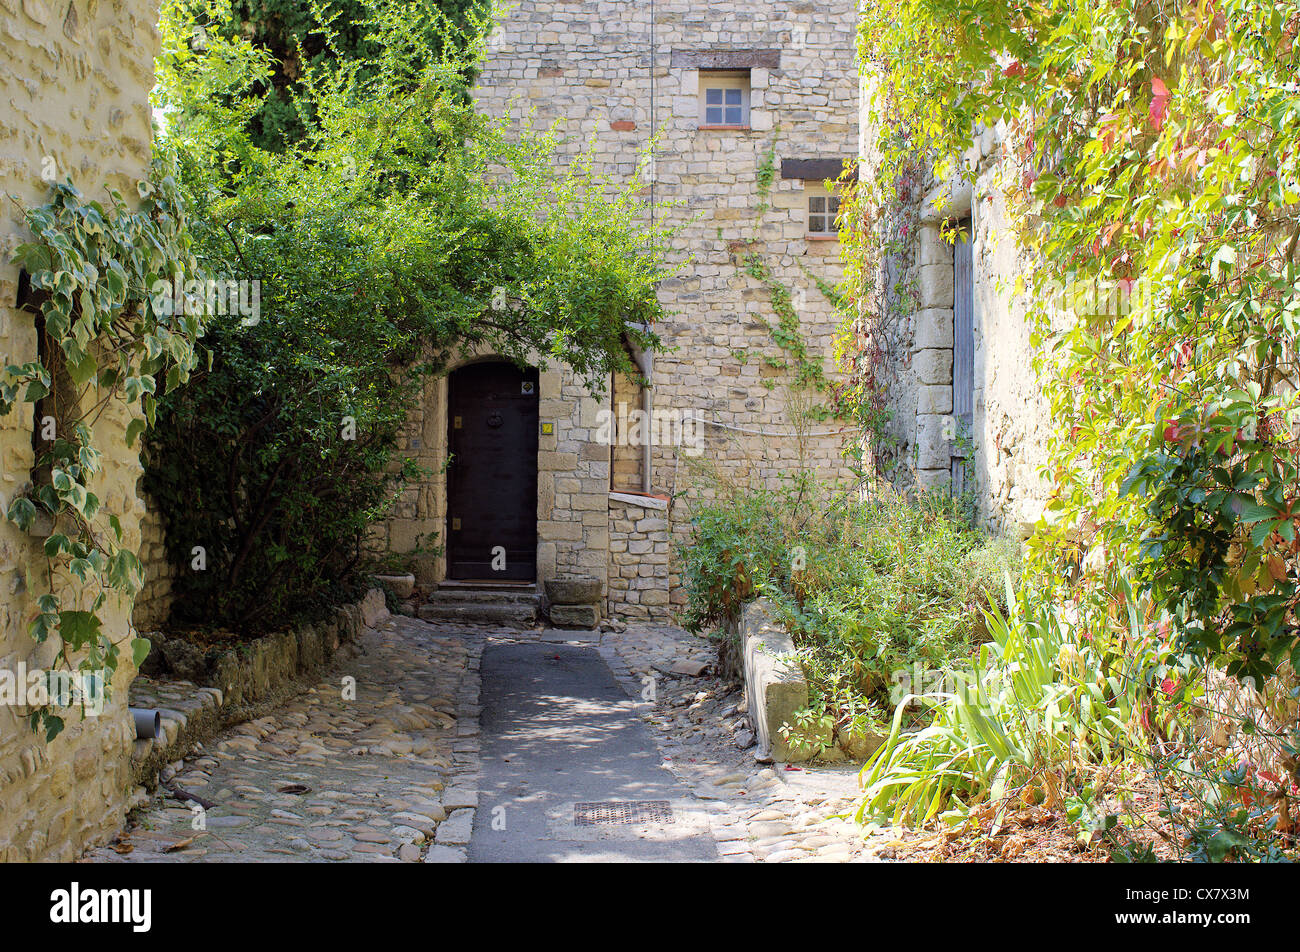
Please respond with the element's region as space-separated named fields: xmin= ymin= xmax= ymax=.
xmin=374 ymin=1 xmax=862 ymax=621
xmin=0 ymin=0 xmax=164 ymax=861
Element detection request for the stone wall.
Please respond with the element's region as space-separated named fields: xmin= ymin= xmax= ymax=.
xmin=473 ymin=0 xmax=859 ymax=488
xmin=0 ymin=0 xmax=163 ymax=861
xmin=607 ymin=494 xmax=670 ymax=620
xmin=540 ymin=365 xmax=614 ymax=592
xmin=456 ymin=0 xmax=862 ymax=619
xmin=968 ymin=147 xmax=1054 ymax=532
xmin=857 ymin=112 xmax=1053 ymax=535
xmin=133 ymin=490 xmax=174 ymax=629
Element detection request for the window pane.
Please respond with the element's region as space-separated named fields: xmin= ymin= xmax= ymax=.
xmin=706 ymin=105 xmax=723 ymax=124
xmin=828 ymin=197 xmax=841 ymax=215
xmin=724 ymin=106 xmax=742 ymax=125
xmin=810 ymin=196 xmax=825 ymax=213
xmin=706 ymin=88 xmax=722 ymax=104
xmin=725 ymin=88 xmax=742 ymax=105
xmin=809 ymin=215 xmax=825 ymax=233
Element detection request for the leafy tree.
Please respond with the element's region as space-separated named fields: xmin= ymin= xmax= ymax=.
xmin=148 ymin=0 xmax=669 ymax=630
xmin=207 ymin=0 xmax=486 ymax=150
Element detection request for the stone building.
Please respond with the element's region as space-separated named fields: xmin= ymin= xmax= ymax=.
xmin=855 ymin=100 xmax=1053 ymax=535
xmin=374 ymin=0 xmax=862 ymax=621
xmin=0 ymin=0 xmax=163 ymax=860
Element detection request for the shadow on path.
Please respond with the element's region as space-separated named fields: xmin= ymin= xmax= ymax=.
xmin=470 ymin=641 xmax=719 ymax=862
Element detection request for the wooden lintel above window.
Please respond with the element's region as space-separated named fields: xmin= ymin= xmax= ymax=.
xmin=670 ymin=48 xmax=781 ymax=69
xmin=781 ymin=158 xmax=854 ymax=182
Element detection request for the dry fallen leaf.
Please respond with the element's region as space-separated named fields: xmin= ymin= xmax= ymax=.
xmin=164 ymin=836 xmax=195 ymax=853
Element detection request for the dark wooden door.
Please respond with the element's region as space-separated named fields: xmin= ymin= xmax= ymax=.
xmin=447 ymin=362 xmax=539 ymax=581
xmin=951 ymin=220 xmax=975 ymax=492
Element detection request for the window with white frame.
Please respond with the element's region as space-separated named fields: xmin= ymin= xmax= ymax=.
xmin=698 ymin=70 xmax=750 ymax=127
xmin=806 ymin=183 xmax=841 ymax=236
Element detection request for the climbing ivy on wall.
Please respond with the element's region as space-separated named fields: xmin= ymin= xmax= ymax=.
xmin=728 ymin=126 xmax=839 ymax=417
xmin=852 ymin=0 xmax=1300 ymax=680
xmin=740 ymin=253 xmax=827 ymax=394
xmin=2 ymin=163 xmax=207 ymax=740
xmin=830 ymin=151 xmax=925 ymax=478
xmin=755 ymin=125 xmax=780 ymax=215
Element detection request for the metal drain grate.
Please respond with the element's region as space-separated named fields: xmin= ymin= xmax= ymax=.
xmin=574 ymin=800 xmax=675 ymax=826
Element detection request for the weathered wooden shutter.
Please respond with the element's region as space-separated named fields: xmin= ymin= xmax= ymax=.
xmin=951 ymin=220 xmax=974 ymax=491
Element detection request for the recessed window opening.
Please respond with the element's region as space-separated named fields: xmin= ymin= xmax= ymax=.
xmin=699 ymin=70 xmax=750 ymax=127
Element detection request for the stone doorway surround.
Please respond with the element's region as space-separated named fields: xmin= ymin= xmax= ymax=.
xmin=911 ymin=174 xmax=972 ymax=492
xmin=373 ymin=345 xmax=616 ymax=610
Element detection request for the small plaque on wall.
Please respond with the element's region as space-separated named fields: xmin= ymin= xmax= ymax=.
xmin=540 ymin=422 xmax=554 ymax=435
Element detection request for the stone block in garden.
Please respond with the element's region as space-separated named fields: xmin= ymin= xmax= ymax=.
xmin=544 ymin=576 xmax=603 ymax=605
xmin=740 ymin=599 xmax=819 ymax=763
xmin=373 ymin=573 xmax=416 ymax=598
xmin=549 ymin=603 xmax=600 ymax=629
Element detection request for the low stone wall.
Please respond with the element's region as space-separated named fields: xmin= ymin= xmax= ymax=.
xmin=130 ymin=589 xmax=389 ymax=789
xmin=608 ymin=493 xmax=672 ymax=621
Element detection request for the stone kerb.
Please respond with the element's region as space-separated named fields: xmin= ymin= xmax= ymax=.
xmin=738 ymin=598 xmax=820 ymax=763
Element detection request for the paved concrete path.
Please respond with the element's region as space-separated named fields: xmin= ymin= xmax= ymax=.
xmin=470 ymin=641 xmax=719 ymax=862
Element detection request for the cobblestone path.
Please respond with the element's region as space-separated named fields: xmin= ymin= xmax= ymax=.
xmin=600 ymin=626 xmax=879 ymax=863
xmin=87 ymin=614 xmax=879 ymax=863
xmin=85 ymin=614 xmax=482 ymax=863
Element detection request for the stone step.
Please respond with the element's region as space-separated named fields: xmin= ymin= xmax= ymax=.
xmin=417 ymin=596 xmax=538 ymax=629
xmin=425 ymin=586 xmax=539 ymax=607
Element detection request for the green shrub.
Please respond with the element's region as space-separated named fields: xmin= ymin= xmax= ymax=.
xmin=680 ymin=472 xmax=1021 ymax=729
xmin=679 ymin=484 xmax=791 ymax=633
xmin=144 ymin=312 xmax=421 ymax=630
xmin=147 ymin=0 xmax=672 ymax=632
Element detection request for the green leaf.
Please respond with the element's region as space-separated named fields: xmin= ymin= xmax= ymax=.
xmin=57 ymin=610 xmax=101 ymax=649
xmin=67 ymin=349 xmax=98 ymax=385
xmin=1239 ymin=502 xmax=1281 ymax=524
xmin=124 ymin=418 xmax=146 ymax=448
xmin=6 ymin=496 xmax=36 ymax=531
xmin=43 ymin=713 xmax=65 ymax=743
xmin=131 ymin=636 xmax=152 ymax=669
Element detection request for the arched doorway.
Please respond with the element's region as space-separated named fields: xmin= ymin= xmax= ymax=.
xmin=446 ymin=361 xmax=539 ymax=581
